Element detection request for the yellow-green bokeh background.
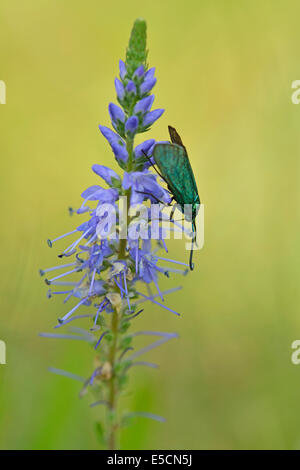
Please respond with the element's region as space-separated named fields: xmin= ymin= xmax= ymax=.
xmin=1 ymin=0 xmax=300 ymax=450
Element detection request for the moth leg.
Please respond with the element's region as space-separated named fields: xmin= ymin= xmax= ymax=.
xmin=169 ymin=201 xmax=180 ymax=221
xmin=169 ymin=204 xmax=176 ymax=221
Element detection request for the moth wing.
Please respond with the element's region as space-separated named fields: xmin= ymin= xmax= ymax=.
xmin=153 ymin=144 xmax=183 ymax=203
xmin=153 ymin=143 xmax=199 ymax=205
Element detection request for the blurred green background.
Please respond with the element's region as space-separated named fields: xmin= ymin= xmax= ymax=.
xmin=1 ymin=0 xmax=300 ymax=450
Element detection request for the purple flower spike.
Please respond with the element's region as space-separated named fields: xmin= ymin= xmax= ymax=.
xmin=133 ymin=65 xmax=145 ymax=78
xmin=108 ymin=103 xmax=125 ymax=124
xmin=125 ymin=116 xmax=139 ymax=134
xmin=119 ymin=59 xmax=127 ymax=80
xmin=92 ymin=164 xmax=121 ymax=185
xmin=126 ymin=80 xmax=137 ymax=95
xmin=134 ymin=95 xmax=154 ymax=114
xmin=143 ymin=109 xmax=165 ymax=127
xmin=114 ymin=78 xmax=125 ymax=101
xmin=41 ymin=22 xmax=188 ymax=433
xmin=140 ymin=77 xmax=157 ymax=95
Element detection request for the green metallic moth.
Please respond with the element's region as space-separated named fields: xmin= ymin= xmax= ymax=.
xmin=152 ymin=126 xmax=200 ymax=271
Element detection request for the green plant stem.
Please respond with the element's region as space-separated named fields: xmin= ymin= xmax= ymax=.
xmin=107 ymin=136 xmax=134 ymax=450
xmin=107 ymin=308 xmax=119 ymax=450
